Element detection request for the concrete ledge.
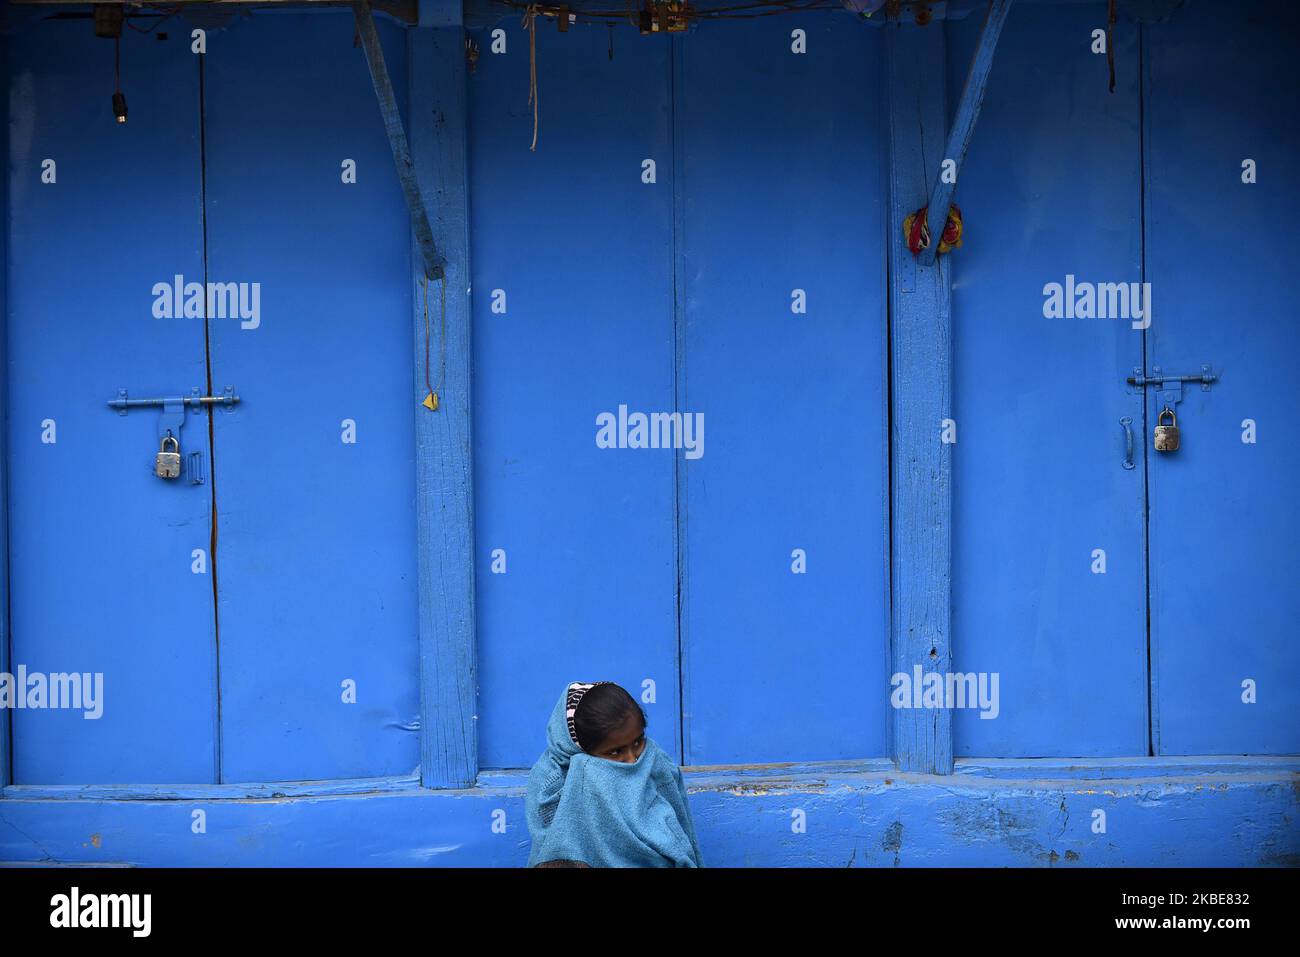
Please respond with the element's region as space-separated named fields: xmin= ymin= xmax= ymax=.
xmin=1 ymin=758 xmax=1296 ymax=866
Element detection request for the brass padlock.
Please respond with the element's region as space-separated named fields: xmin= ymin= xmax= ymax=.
xmin=1154 ymin=408 xmax=1180 ymax=452
xmin=155 ymin=434 xmax=182 ymax=478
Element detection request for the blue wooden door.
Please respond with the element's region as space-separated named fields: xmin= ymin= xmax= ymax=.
xmin=6 ymin=12 xmax=420 ymax=786
xmin=202 ymin=13 xmax=420 ymax=782
xmin=468 ymin=12 xmax=891 ymax=769
xmin=6 ymin=24 xmax=219 ymax=783
xmin=948 ymin=4 xmax=1149 ymax=758
xmin=677 ymin=14 xmax=890 ymax=765
xmin=951 ymin=1 xmax=1299 ymax=759
xmin=1143 ymin=2 xmax=1300 ymax=754
xmin=468 ymin=21 xmax=681 ymax=769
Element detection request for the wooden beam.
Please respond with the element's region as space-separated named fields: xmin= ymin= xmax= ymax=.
xmin=9 ymin=0 xmax=420 ymax=24
xmin=408 ymin=2 xmax=477 ymax=789
xmin=886 ymin=18 xmax=954 ymax=775
xmin=354 ymin=0 xmax=444 ymax=281
xmin=917 ymin=0 xmax=1012 ymax=266
xmin=0 ymin=35 xmax=9 ymax=791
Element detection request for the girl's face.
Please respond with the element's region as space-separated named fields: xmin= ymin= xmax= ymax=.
xmin=588 ymin=712 xmax=647 ymax=764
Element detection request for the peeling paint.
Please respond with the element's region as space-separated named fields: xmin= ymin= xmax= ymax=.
xmin=718 ymin=780 xmax=828 ymax=797
xmin=882 ymin=821 xmax=903 ymax=866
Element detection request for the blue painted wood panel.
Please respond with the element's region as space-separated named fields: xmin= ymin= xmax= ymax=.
xmin=6 ymin=23 xmax=218 ymax=783
xmin=679 ymin=14 xmax=889 ymax=764
xmin=467 ymin=20 xmax=680 ymax=768
xmin=947 ymin=3 xmax=1148 ymax=756
xmin=1143 ymin=1 xmax=1300 ymax=754
xmin=203 ymin=12 xmax=420 ymax=781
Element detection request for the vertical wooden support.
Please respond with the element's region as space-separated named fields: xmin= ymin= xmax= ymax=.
xmin=0 ymin=32 xmax=9 ymax=791
xmin=409 ymin=1 xmax=477 ymax=789
xmin=670 ymin=33 xmax=690 ymax=765
xmin=887 ymin=20 xmax=954 ymax=775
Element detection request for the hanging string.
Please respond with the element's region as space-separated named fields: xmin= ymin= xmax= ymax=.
xmin=1106 ymin=0 xmax=1117 ymax=93
xmin=523 ymin=4 xmax=540 ymax=150
xmin=124 ymin=4 xmax=182 ymax=33
xmin=422 ymin=274 xmax=447 ymax=411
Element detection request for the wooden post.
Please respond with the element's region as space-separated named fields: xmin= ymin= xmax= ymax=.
xmin=409 ymin=1 xmax=477 ymax=789
xmin=0 ymin=33 xmax=9 ymax=791
xmin=886 ymin=19 xmax=954 ymax=774
xmin=886 ymin=3 xmax=1009 ymax=772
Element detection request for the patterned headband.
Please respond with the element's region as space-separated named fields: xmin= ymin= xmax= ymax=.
xmin=565 ymin=681 xmax=615 ymax=750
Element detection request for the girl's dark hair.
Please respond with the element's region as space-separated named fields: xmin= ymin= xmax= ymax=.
xmin=573 ymin=682 xmax=645 ymax=752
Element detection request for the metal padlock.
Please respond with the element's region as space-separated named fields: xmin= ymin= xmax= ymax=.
xmin=1154 ymin=408 xmax=1180 ymax=452
xmin=155 ymin=434 xmax=182 ymax=478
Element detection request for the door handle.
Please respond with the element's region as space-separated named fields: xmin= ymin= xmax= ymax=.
xmin=1119 ymin=416 xmax=1135 ymax=470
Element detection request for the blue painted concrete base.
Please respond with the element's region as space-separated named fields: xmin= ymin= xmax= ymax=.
xmin=2 ymin=758 xmax=1295 ymax=866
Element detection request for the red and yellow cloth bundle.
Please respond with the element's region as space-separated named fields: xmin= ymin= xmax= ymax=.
xmin=904 ymin=203 xmax=963 ymax=255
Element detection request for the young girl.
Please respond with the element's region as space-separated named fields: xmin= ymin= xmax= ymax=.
xmin=525 ymin=681 xmax=704 ymax=868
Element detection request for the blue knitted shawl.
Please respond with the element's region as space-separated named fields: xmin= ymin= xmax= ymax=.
xmin=525 ymin=683 xmax=704 ymax=868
